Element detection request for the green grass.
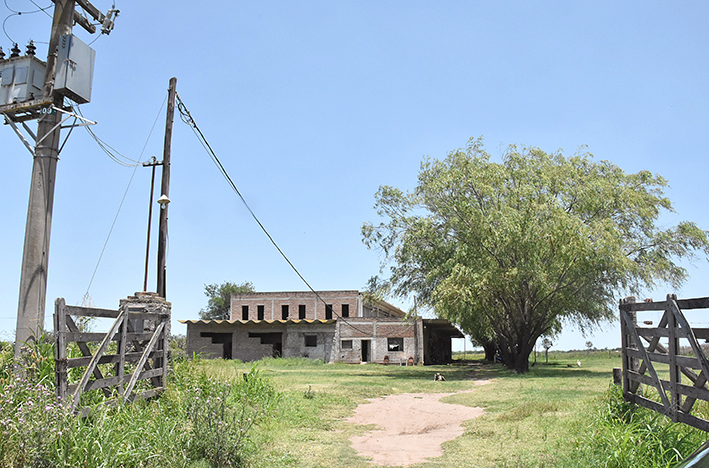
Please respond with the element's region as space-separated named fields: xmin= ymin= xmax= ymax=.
xmin=207 ymin=351 xmax=707 ymax=467
xmin=196 ymin=352 xmax=617 ymax=467
xmin=2 ymin=343 xmax=707 ymax=467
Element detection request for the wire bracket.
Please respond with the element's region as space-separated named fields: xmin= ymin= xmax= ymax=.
xmin=3 ymin=105 xmax=97 ymax=156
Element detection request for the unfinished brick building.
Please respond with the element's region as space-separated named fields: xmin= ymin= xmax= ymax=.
xmin=182 ymin=290 xmax=463 ymax=365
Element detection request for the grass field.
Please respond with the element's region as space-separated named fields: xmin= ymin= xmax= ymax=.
xmin=196 ymin=350 xmax=686 ymax=468
xmin=228 ymin=350 xmax=709 ymax=467
xmin=2 ymin=344 xmax=707 ymax=467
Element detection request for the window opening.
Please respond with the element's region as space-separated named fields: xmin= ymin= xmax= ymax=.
xmin=281 ymin=304 xmax=289 ymax=320
xmin=342 ymin=304 xmax=350 ymax=318
xmin=388 ymin=337 xmax=404 ymax=352
xmin=298 ymin=304 xmax=306 ymax=319
xmin=257 ymin=305 xmax=265 ymax=321
xmin=325 ymin=304 xmax=333 ymax=320
xmin=241 ymin=305 xmax=249 ymax=321
xmin=305 ymin=335 xmax=317 ymax=347
xmin=341 ymin=339 xmax=353 ymax=349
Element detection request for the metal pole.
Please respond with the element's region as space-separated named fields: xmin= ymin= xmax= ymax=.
xmin=15 ymin=0 xmax=75 ymax=357
xmin=143 ymin=158 xmax=158 ymax=292
xmin=157 ymin=77 xmax=176 ymax=298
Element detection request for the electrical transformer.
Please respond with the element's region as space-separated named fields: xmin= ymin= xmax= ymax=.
xmin=0 ymin=55 xmax=47 ymax=106
xmin=55 ymin=34 xmax=96 ymax=104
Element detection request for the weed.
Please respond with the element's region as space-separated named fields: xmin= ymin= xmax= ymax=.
xmin=304 ymin=385 xmax=316 ymax=399
xmin=563 ymin=385 xmax=707 ymax=468
xmin=0 ymin=375 xmax=73 ymax=467
xmin=185 ymin=365 xmax=278 ymax=467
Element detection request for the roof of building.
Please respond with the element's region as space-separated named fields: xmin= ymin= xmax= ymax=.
xmin=179 ymin=318 xmax=337 ymax=325
xmin=422 ymin=319 xmax=465 ymax=338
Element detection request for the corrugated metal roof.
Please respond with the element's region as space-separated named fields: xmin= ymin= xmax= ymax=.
xmin=422 ymin=319 xmax=465 ymax=338
xmin=179 ymin=319 xmax=336 ymax=325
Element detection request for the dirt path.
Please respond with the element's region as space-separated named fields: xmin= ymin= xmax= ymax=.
xmin=346 ymin=380 xmax=489 ymax=466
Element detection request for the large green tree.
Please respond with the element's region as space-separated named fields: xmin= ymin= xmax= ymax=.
xmin=199 ymin=281 xmax=255 ymax=321
xmin=362 ymin=138 xmax=709 ymax=373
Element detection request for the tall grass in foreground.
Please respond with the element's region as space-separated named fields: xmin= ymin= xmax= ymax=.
xmin=564 ymin=384 xmax=708 ymax=468
xmin=0 ymin=341 xmax=278 ymax=467
xmin=3 ymin=342 xmax=709 ymax=467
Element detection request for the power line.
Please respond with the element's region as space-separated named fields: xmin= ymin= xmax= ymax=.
xmin=3 ymin=0 xmax=51 ymax=16
xmin=26 ymin=1 xmax=53 ymax=17
xmin=174 ymin=94 xmax=403 ymax=335
xmin=81 ymin=95 xmax=167 ymax=303
xmin=76 ymin=105 xmax=140 ymax=167
xmin=2 ymin=1 xmax=52 ymax=43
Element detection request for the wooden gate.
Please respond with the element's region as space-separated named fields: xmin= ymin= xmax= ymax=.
xmin=54 ymin=293 xmax=171 ymax=415
xmin=620 ymin=294 xmax=709 ymax=431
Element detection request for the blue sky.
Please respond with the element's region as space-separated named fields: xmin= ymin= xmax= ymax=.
xmin=1 ymin=1 xmax=708 ymax=351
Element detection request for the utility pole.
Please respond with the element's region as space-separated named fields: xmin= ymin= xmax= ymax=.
xmin=157 ymin=77 xmax=176 ymax=298
xmin=142 ymin=157 xmax=161 ymax=292
xmin=12 ymin=0 xmax=118 ymax=357
xmin=14 ymin=0 xmax=75 ymax=356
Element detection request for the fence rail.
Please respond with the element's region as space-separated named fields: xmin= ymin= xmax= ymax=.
xmin=54 ymin=293 xmax=171 ymax=415
xmin=620 ymin=294 xmax=709 ymax=432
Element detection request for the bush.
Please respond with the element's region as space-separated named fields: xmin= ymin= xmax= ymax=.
xmin=0 ymin=339 xmax=73 ymax=468
xmin=0 ymin=339 xmax=279 ymax=467
xmin=0 ymin=376 xmax=73 ymax=468
xmin=565 ymin=385 xmax=707 ymax=468
xmin=185 ymin=365 xmax=278 ymax=467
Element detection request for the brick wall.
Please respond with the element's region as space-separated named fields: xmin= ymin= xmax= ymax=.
xmin=185 ymin=320 xmax=337 ymax=362
xmin=335 ymin=318 xmax=423 ymax=364
xmin=186 ymin=322 xmax=232 ymax=359
xmin=282 ymin=322 xmax=336 ymax=361
xmin=231 ymin=290 xmax=360 ymax=321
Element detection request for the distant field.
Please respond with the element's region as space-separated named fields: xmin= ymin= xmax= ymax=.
xmin=202 ymin=351 xmax=634 ymax=467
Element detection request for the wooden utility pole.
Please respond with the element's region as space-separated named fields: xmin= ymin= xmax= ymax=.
xmin=157 ymin=77 xmax=177 ymax=298
xmin=15 ymin=0 xmax=75 ymax=356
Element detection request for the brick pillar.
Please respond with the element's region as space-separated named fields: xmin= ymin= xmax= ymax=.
xmin=119 ymin=292 xmax=171 ymax=386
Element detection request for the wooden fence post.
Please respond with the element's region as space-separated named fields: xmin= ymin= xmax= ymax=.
xmin=620 ymin=296 xmax=637 ymax=397
xmin=668 ymin=293 xmax=680 ymax=422
xmin=54 ymin=298 xmax=67 ymax=401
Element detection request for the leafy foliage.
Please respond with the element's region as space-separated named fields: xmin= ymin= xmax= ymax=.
xmin=565 ymin=385 xmax=707 ymax=468
xmin=0 ymin=342 xmax=277 ymax=467
xmin=185 ymin=365 xmax=278 ymax=467
xmin=199 ymin=281 xmax=255 ymax=321
xmin=363 ymin=138 xmax=709 ymax=372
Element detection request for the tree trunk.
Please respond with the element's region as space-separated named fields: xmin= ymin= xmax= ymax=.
xmin=498 ymin=342 xmax=532 ymax=373
xmin=513 ymin=352 xmax=530 ymax=373
xmin=482 ymin=341 xmax=497 ymax=362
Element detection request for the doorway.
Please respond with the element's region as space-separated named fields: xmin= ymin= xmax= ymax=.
xmin=248 ymin=332 xmax=283 ymax=358
xmin=200 ymin=332 xmax=233 ymax=359
xmin=361 ymin=340 xmax=371 ymax=363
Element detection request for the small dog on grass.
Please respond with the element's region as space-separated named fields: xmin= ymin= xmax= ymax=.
xmin=434 ymin=373 xmax=446 ymax=381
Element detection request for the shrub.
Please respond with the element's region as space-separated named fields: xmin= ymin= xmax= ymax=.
xmin=0 ymin=341 xmax=73 ymax=468
xmin=565 ymin=385 xmax=706 ymax=468
xmin=185 ymin=366 xmax=278 ymax=467
xmin=0 ymin=341 xmax=279 ymax=467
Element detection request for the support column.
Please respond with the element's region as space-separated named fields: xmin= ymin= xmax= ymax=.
xmin=15 ymin=0 xmax=75 ymax=357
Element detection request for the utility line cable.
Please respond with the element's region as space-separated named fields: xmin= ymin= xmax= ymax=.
xmin=26 ymin=0 xmax=52 ymax=17
xmin=2 ymin=1 xmax=52 ymax=43
xmin=175 ymin=94 xmax=410 ymax=335
xmin=81 ymin=95 xmax=167 ymax=303
xmin=175 ymin=95 xmax=322 ymax=300
xmin=76 ymin=105 xmax=140 ymax=167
